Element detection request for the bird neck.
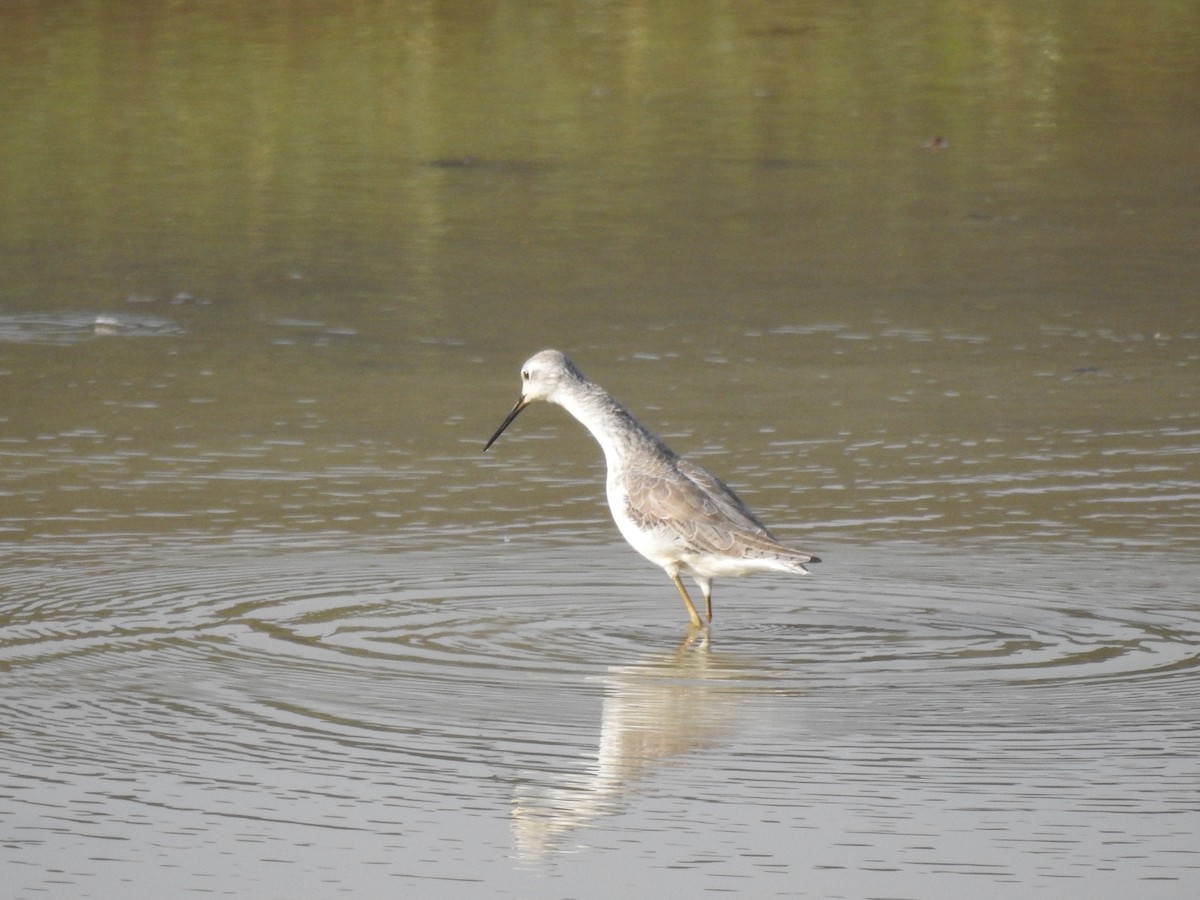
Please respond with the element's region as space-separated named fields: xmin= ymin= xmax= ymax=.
xmin=555 ymin=380 xmax=665 ymax=468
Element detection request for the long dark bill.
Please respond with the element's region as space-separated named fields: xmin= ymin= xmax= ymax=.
xmin=483 ymin=397 xmax=529 ymax=452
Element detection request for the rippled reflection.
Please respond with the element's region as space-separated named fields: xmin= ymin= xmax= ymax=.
xmin=512 ymin=634 xmax=749 ymax=858
xmin=2 ymin=537 xmax=1199 ymax=895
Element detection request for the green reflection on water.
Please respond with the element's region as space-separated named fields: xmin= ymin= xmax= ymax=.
xmin=1 ymin=1 xmax=1197 ymax=545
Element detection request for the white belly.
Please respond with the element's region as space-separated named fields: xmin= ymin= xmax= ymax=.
xmin=606 ymin=479 xmax=684 ymax=570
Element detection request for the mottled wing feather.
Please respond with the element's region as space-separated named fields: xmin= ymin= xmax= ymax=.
xmin=622 ymin=454 xmax=814 ymax=563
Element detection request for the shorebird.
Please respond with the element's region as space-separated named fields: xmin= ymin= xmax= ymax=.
xmin=483 ymin=350 xmax=820 ymax=627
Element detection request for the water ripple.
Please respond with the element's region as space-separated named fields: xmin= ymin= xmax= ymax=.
xmin=2 ymin=536 xmax=1198 ymax=888
xmin=0 ymin=311 xmax=183 ymax=344
xmin=3 ymin=538 xmax=1196 ymax=741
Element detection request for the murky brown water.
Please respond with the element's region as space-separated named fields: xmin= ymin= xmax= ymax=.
xmin=2 ymin=2 xmax=1199 ymax=898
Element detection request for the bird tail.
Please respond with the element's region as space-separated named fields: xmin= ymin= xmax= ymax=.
xmin=778 ymin=550 xmax=820 ymax=574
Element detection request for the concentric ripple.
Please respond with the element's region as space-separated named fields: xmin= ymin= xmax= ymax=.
xmin=3 ymin=536 xmax=1198 ymax=749
xmin=3 ymin=534 xmax=1199 ymax=895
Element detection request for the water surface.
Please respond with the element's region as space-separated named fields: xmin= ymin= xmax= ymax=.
xmin=2 ymin=2 xmax=1198 ymax=897
xmin=3 ymin=536 xmax=1198 ymax=898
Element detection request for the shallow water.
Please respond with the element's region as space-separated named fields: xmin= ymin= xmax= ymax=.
xmin=2 ymin=1 xmax=1199 ymax=897
xmin=3 ymin=536 xmax=1198 ymax=898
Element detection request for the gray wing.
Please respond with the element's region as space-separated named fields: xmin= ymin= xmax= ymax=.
xmin=622 ymin=454 xmax=814 ymax=562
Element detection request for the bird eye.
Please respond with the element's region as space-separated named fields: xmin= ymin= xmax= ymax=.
xmin=522 ymin=370 xmax=530 ymax=380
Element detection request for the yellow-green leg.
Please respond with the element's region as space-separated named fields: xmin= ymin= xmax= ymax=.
xmin=671 ymin=574 xmax=704 ymax=628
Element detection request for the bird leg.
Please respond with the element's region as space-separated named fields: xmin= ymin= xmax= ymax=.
xmin=670 ymin=574 xmax=704 ymax=628
xmin=704 ymin=587 xmax=713 ymax=623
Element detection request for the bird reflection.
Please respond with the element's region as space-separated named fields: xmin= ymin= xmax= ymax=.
xmin=512 ymin=633 xmax=749 ymax=858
